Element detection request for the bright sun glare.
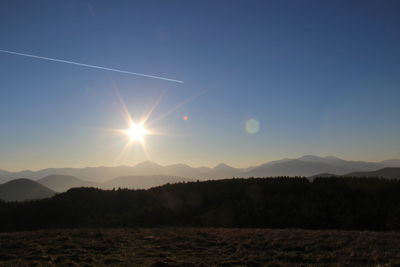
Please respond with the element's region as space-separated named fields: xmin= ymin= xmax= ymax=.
xmin=127 ymin=123 xmax=148 ymax=142
xmin=107 ymin=93 xmax=167 ymax=160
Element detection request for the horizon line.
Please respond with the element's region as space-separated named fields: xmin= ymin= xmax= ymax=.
xmin=1 ymin=155 xmax=398 ymax=173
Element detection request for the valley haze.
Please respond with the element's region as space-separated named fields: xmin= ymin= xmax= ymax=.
xmin=2 ymin=155 xmax=400 ymax=184
xmin=2 ymin=155 xmax=400 ymax=202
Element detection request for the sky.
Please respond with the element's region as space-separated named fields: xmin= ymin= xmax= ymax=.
xmin=0 ymin=0 xmax=400 ymax=171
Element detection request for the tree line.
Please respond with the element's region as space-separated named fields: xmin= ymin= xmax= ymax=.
xmin=1 ymin=177 xmax=400 ymax=232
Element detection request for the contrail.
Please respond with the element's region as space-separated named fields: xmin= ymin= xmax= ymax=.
xmin=0 ymin=49 xmax=184 ymax=84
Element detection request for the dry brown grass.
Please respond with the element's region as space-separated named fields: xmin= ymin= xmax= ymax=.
xmin=0 ymin=228 xmax=400 ymax=266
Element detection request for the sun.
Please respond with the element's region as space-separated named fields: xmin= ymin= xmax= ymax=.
xmin=105 ymin=91 xmax=170 ymax=160
xmin=127 ymin=122 xmax=148 ymax=142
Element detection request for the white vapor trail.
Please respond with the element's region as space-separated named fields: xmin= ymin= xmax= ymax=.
xmin=0 ymin=49 xmax=184 ymax=84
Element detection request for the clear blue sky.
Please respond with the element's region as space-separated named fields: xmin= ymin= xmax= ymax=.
xmin=1 ymin=0 xmax=399 ymax=171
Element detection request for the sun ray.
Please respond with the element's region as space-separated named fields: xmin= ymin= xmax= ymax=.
xmin=139 ymin=139 xmax=151 ymax=160
xmin=146 ymin=79 xmax=223 ymax=127
xmin=105 ymin=96 xmax=156 ymax=162
xmin=99 ymin=80 xmax=222 ymax=163
xmin=116 ymin=90 xmax=134 ymax=126
xmin=116 ymin=139 xmax=134 ymax=162
xmin=140 ymin=89 xmax=167 ymax=126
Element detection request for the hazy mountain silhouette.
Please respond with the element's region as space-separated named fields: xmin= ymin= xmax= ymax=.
xmin=163 ymin=164 xmax=207 ymax=178
xmin=4 ymin=165 xmax=399 ymax=201
xmin=38 ymin=174 xmax=192 ymax=192
xmin=130 ymin=161 xmax=164 ymax=174
xmin=309 ymin=173 xmax=339 ymax=179
xmin=380 ymin=160 xmax=400 ymax=167
xmin=296 ymin=155 xmax=385 ymax=172
xmin=1 ymin=174 xmax=192 ymax=200
xmin=104 ymin=175 xmax=193 ymax=189
xmin=1 ymin=155 xmax=399 ymax=183
xmin=37 ymin=175 xmax=100 ymax=192
xmin=0 ymin=179 xmax=55 ymax=201
xmin=243 ymin=158 xmax=293 ymax=172
xmin=248 ymin=160 xmax=356 ymax=177
xmin=346 ymin=167 xmax=400 ymax=179
xmin=0 ymin=170 xmax=36 ymax=184
xmin=212 ymin=163 xmax=242 ymax=178
xmin=246 ymin=156 xmax=386 ymax=177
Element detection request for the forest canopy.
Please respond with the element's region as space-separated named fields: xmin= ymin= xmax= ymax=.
xmin=1 ymin=177 xmax=400 ymax=232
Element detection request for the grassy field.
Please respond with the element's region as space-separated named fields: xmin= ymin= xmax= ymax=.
xmin=1 ymin=228 xmax=400 ymax=266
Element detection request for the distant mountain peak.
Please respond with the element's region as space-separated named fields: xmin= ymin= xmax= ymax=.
xmin=214 ymin=163 xmax=235 ymax=170
xmin=167 ymin=163 xmax=191 ymax=168
xmin=39 ymin=174 xmax=81 ymax=181
xmin=299 ymin=155 xmax=323 ymax=160
xmin=381 ymin=159 xmax=400 ymax=167
xmin=134 ymin=161 xmax=161 ymax=168
xmin=298 ymin=155 xmax=347 ymax=164
xmin=1 ymin=155 xmax=397 ymax=186
xmin=323 ymin=155 xmax=343 ymax=160
xmin=4 ymin=178 xmax=34 ymax=184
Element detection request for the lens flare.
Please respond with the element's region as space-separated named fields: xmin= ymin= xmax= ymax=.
xmin=245 ymin=118 xmax=260 ymax=134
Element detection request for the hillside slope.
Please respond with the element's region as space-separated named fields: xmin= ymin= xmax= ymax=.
xmin=0 ymin=179 xmax=55 ymax=201
xmin=2 ymin=177 xmax=400 ymax=231
xmin=104 ymin=175 xmax=193 ymax=189
xmin=37 ymin=175 xmax=100 ymax=192
xmin=347 ymin=167 xmax=400 ymax=179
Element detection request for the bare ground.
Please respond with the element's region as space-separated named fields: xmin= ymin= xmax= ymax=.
xmin=0 ymin=228 xmax=400 ymax=266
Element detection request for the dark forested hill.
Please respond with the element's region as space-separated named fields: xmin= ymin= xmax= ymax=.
xmin=103 ymin=175 xmax=193 ymax=189
xmin=346 ymin=167 xmax=400 ymax=179
xmin=1 ymin=177 xmax=400 ymax=232
xmin=0 ymin=179 xmax=55 ymax=201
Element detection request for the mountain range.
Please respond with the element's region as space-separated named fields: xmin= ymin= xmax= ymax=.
xmin=0 ymin=174 xmax=191 ymax=202
xmin=1 ymin=166 xmax=400 ymax=202
xmin=1 ymin=155 xmax=400 ymax=184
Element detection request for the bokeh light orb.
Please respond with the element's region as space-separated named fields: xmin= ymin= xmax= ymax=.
xmin=245 ymin=118 xmax=260 ymax=134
